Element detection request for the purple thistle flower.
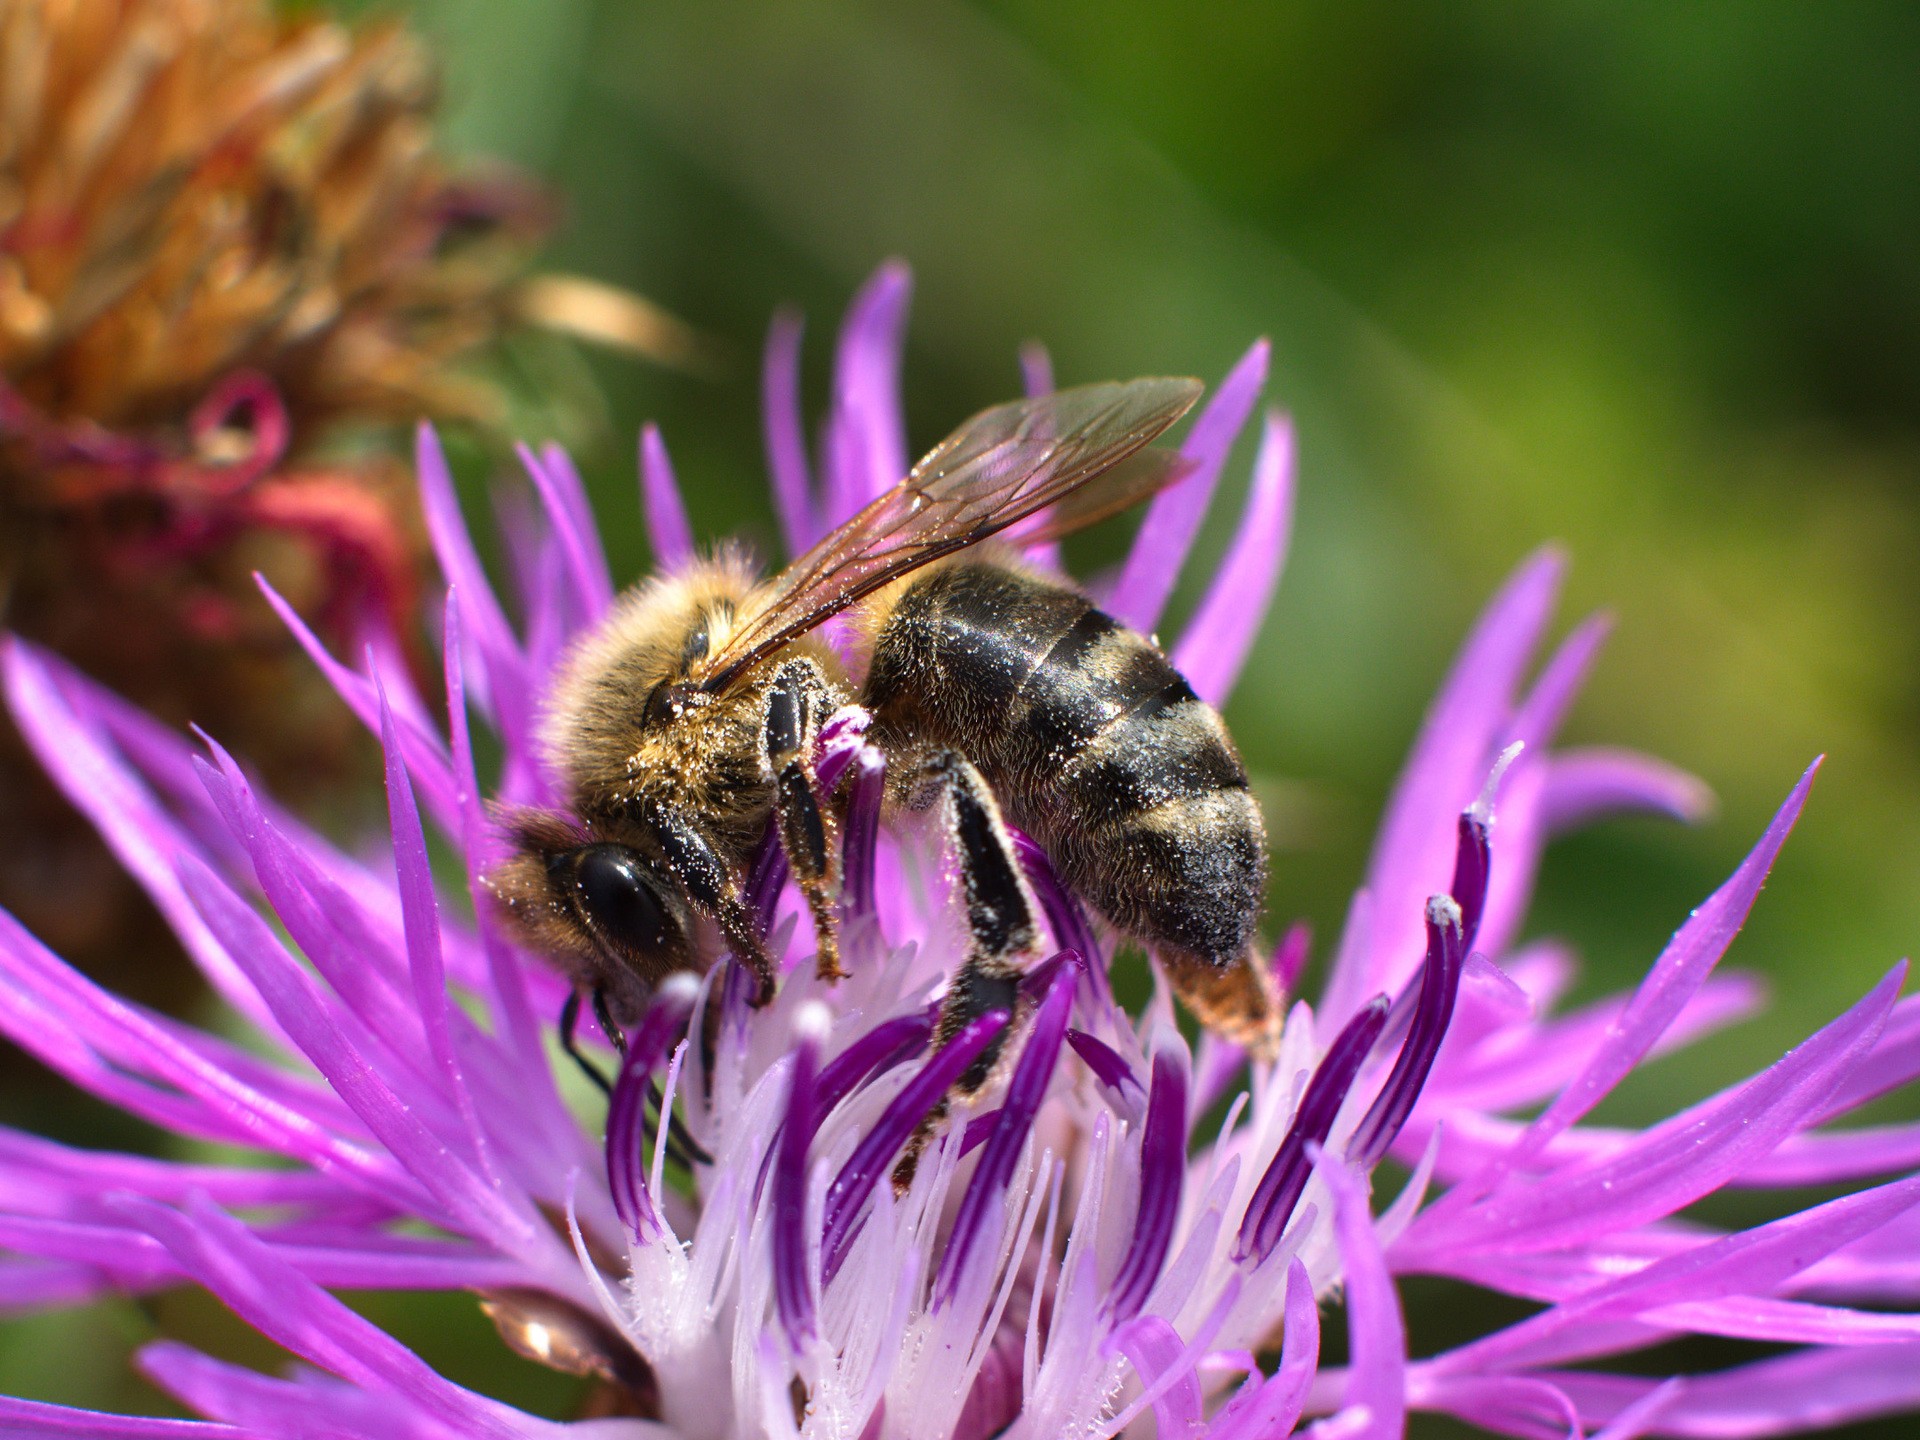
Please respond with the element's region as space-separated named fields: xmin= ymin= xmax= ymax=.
xmin=0 ymin=262 xmax=1915 ymax=1439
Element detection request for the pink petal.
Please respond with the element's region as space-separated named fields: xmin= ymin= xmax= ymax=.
xmin=1322 ymin=548 xmax=1564 ymax=1023
xmin=639 ymin=422 xmax=694 ymax=568
xmin=539 ymin=442 xmax=615 ymax=617
xmin=1504 ymin=760 xmax=1816 ymax=1170
xmin=1541 ymin=748 xmax=1715 ymax=832
xmin=1172 ymin=410 xmax=1296 ymax=708
xmin=827 ymin=259 xmax=912 ymax=513
xmin=1 ymin=642 xmax=279 ymax=1033
xmin=1404 ymin=961 xmax=1903 ymax=1260
xmin=250 ymin=582 xmax=459 ymax=833
xmin=762 ymin=307 xmax=818 ymax=555
xmin=515 ymin=443 xmax=612 ymax=625
xmin=1110 ymin=340 xmax=1268 ymax=635
xmin=1323 ymin=1150 xmax=1406 ymax=1439
xmin=123 ymin=1199 xmax=534 ymax=1440
xmin=413 ymin=425 xmax=532 ymax=754
xmin=0 ymin=1394 xmax=238 ymax=1437
xmin=1549 ymin=1342 xmax=1920 ymax=1438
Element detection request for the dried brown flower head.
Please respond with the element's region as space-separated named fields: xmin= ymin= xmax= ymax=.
xmin=0 ymin=0 xmax=548 ymax=977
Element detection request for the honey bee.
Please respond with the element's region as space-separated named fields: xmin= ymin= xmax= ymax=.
xmin=487 ymin=377 xmax=1280 ymax=1101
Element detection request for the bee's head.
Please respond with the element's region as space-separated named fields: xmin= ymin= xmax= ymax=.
xmin=485 ymin=810 xmax=699 ymax=998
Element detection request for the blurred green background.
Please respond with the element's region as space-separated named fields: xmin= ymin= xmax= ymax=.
xmin=12 ymin=0 xmax=1920 ymax=1433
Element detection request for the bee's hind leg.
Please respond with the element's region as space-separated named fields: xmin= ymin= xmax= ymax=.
xmin=764 ymin=659 xmax=845 ymax=982
xmin=893 ymin=749 xmax=1043 ymax=1192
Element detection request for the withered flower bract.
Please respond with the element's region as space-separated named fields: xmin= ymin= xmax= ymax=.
xmin=0 ymin=0 xmax=546 ymax=967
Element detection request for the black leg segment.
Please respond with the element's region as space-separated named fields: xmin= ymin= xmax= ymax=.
xmin=762 ymin=658 xmax=847 ymax=981
xmin=559 ymin=987 xmax=614 ymax=1096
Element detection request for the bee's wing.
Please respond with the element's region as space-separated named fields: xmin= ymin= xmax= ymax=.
xmin=698 ymin=376 xmax=1203 ymax=693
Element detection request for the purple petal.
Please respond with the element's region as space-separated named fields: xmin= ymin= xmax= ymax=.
xmin=0 ymin=1259 xmax=112 ymax=1312
xmin=139 ymin=1343 xmax=446 ymax=1440
xmin=1172 ymin=410 xmax=1295 ymax=707
xmin=1204 ymin=1260 xmax=1319 ymax=1440
xmin=1428 ymin=971 xmax=1764 ymax=1120
xmin=1541 ymin=747 xmax=1716 ymax=832
xmin=21 ymin=661 xmax=241 ymax=869
xmin=442 ymin=600 xmax=554 ymax=1098
xmin=1409 ymin=1371 xmax=1583 ymax=1440
xmin=193 ymin=742 xmax=442 ymax=1100
xmin=0 ymin=1395 xmax=238 ymax=1437
xmin=821 ymin=1008 xmax=1009 ymax=1281
xmin=1350 ymin=895 xmax=1466 ymax=1168
xmin=1 ymin=642 xmax=279 ymax=1033
xmin=1506 ymin=611 xmax=1611 ymax=752
xmin=0 ymin=1210 xmax=523 ymax=1296
xmin=746 ymin=829 xmax=791 ymax=938
xmin=1322 ymin=1149 xmax=1406 ymax=1440
xmin=1108 ymin=1315 xmax=1204 ymax=1437
xmin=1237 ymin=996 xmax=1389 ymax=1263
xmin=173 ymin=855 xmax=535 ymax=1249
xmin=762 ymin=308 xmax=818 ymax=555
xmin=1737 ymin=1118 xmax=1920 ymax=1187
xmin=413 ymin=424 xmax=530 ymax=752
xmin=1547 ymin=1342 xmax=1920 ymax=1438
xmin=0 ymin=1215 xmax=175 ymax=1290
xmin=606 ymin=983 xmax=699 ymax=1241
xmin=639 ymin=423 xmax=694 ymax=569
xmin=935 ymin=967 xmax=1075 ymax=1307
xmin=840 ymin=745 xmax=887 ymax=919
xmin=250 ymin=583 xmax=459 ymax=833
xmin=1065 ymin=1029 xmax=1147 ymax=1109
xmin=1107 ymin=1046 xmax=1190 ymax=1319
xmin=518 ymin=524 xmax=577 ymax=702
xmin=516 ymin=443 xmax=611 ymax=626
xmin=773 ymin=1011 xmax=827 ymax=1350
xmin=1437 ymin=1172 xmax=1920 ymax=1373
xmin=1110 ymin=340 xmax=1268 ymax=634
xmin=0 ymin=1128 xmax=349 ymax=1212
xmin=828 ymin=260 xmax=912 ymax=511
xmin=1013 ymin=833 xmax=1105 ymax=1001
xmin=1019 ymin=341 xmax=1053 ymax=398
xmin=815 ymin=1011 xmax=932 ymax=1119
xmin=1818 ymin=991 xmax=1920 ymax=1121
xmin=119 ymin=1198 xmax=530 ymax=1440
xmin=0 ymin=889 xmax=399 ymax=1175
xmin=1323 ymin=548 xmax=1564 ymax=1023
xmin=376 ymin=683 xmax=498 ymax=1190
xmin=539 ymin=442 xmax=615 ymax=613
xmin=1506 ymin=760 xmax=1816 ymax=1171
xmin=1192 ymin=1035 xmax=1248 ymax=1122
xmin=1405 ymin=961 xmax=1904 ymax=1259
xmin=1273 ymin=922 xmax=1311 ymax=994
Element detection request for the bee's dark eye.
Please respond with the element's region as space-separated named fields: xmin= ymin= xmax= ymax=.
xmin=570 ymin=845 xmax=671 ymax=956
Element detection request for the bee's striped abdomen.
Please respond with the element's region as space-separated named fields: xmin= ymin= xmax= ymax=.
xmin=863 ymin=559 xmax=1265 ymax=969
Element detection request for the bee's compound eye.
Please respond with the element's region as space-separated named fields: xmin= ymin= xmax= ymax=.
xmin=571 ymin=845 xmax=672 ymax=956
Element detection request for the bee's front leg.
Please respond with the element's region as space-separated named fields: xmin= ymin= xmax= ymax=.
xmin=764 ymin=659 xmax=845 ymax=982
xmin=557 ymin=987 xmax=613 ymax=1096
xmin=893 ymin=748 xmax=1045 ymax=1191
xmin=651 ymin=809 xmax=778 ymax=1005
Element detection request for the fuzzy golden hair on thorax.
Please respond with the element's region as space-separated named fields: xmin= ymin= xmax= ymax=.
xmin=538 ymin=547 xmax=764 ymax=795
